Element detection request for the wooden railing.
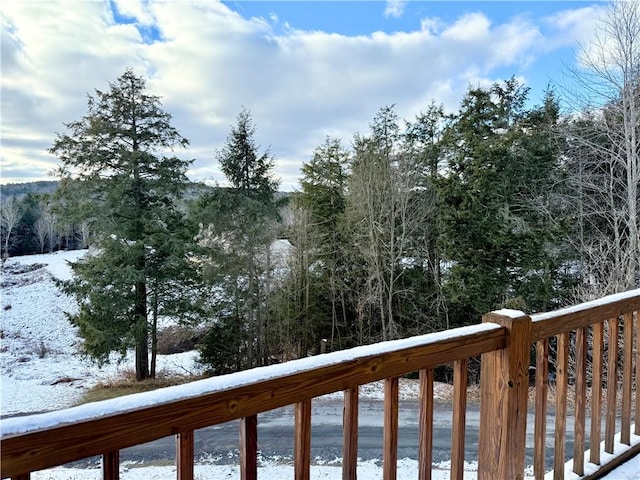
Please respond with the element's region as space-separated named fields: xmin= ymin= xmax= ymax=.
xmin=477 ymin=289 xmax=640 ymax=480
xmin=1 ymin=289 xmax=639 ymax=480
xmin=528 ymin=290 xmax=640 ymax=480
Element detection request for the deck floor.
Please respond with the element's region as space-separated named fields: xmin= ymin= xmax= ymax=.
xmin=600 ymin=455 xmax=640 ymax=479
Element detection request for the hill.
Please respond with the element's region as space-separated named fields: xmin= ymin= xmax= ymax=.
xmin=0 ymin=181 xmax=59 ymax=199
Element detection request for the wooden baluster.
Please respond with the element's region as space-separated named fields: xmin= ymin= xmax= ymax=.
xmin=343 ymin=387 xmax=359 ymax=480
xmin=554 ymin=332 xmax=568 ymax=480
xmin=383 ymin=377 xmax=399 ymax=480
xmin=176 ymin=431 xmax=194 ymax=480
xmin=418 ymin=368 xmax=434 ymax=480
xmin=573 ymin=328 xmax=586 ymax=476
xmin=636 ymin=311 xmax=640 ymax=436
xmin=451 ymin=359 xmax=468 ymax=480
xmin=102 ymin=451 xmax=119 ymax=480
xmin=621 ymin=312 xmax=633 ymax=445
xmin=534 ymin=338 xmax=549 ymax=480
xmin=605 ymin=317 xmax=619 ymax=454
xmin=295 ymin=400 xmax=312 ymax=480
xmin=590 ymin=322 xmax=604 ymax=465
xmin=240 ymin=415 xmax=258 ymax=480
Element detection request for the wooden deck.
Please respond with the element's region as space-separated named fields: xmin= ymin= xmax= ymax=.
xmin=1 ymin=289 xmax=639 ymax=480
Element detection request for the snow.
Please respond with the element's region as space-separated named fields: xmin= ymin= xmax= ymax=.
xmin=1 ymin=317 xmax=501 ymax=436
xmin=531 ymin=288 xmax=640 ymax=322
xmin=30 ymin=459 xmax=485 ymax=480
xmin=549 ymin=432 xmax=640 ymax=480
xmin=1 ymin=251 xmax=204 ymax=418
xmin=2 ymin=252 xmax=638 ymax=479
xmin=492 ymin=308 xmax=526 ymax=318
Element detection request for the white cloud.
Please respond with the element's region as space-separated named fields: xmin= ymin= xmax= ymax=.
xmin=543 ymin=6 xmax=602 ymax=51
xmin=1 ymin=1 xmax=590 ymax=190
xmin=384 ymin=0 xmax=407 ymax=19
xmin=112 ymin=0 xmax=155 ymax=25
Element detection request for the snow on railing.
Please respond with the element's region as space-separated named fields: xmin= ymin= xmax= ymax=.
xmin=2 ymin=289 xmax=639 ymax=480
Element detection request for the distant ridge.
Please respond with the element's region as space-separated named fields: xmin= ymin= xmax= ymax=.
xmin=0 ymin=181 xmax=59 ymax=198
xmin=0 ymin=180 xmax=291 ymax=201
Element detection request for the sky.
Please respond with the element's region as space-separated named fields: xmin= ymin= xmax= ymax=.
xmin=1 ymin=0 xmax=605 ymax=191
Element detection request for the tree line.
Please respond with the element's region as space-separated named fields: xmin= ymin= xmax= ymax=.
xmin=1 ymin=0 xmax=637 ymax=381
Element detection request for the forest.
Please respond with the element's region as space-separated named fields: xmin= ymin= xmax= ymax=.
xmin=1 ymin=1 xmax=638 ymax=382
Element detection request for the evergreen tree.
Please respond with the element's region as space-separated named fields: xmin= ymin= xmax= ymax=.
xmin=438 ymin=79 xmax=571 ymax=326
xmin=196 ymin=109 xmax=280 ymax=373
xmin=297 ymin=137 xmax=351 ymax=349
xmin=49 ymin=69 xmax=192 ymax=380
xmin=218 ymin=107 xmax=279 ymax=203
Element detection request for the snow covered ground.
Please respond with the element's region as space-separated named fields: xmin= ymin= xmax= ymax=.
xmin=1 ymin=251 xmax=638 ymax=479
xmin=0 ymin=250 xmax=202 ymax=416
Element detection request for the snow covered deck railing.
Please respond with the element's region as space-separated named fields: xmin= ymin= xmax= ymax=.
xmin=477 ymin=288 xmax=640 ymax=480
xmin=1 ymin=289 xmax=639 ymax=480
xmin=1 ymin=323 xmax=506 ymax=479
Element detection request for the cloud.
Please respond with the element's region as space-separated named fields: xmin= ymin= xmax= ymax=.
xmin=384 ymin=0 xmax=407 ymax=19
xmin=1 ymin=1 xmax=588 ymax=191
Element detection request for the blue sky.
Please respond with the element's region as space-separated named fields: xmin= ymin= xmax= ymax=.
xmin=1 ymin=0 xmax=604 ymax=190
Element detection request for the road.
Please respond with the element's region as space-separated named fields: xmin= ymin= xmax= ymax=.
xmin=68 ymin=399 xmax=578 ymax=470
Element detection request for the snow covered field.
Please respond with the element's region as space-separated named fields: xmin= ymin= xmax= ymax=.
xmin=0 ymin=250 xmax=202 ymax=416
xmin=1 ymin=251 xmax=637 ymax=479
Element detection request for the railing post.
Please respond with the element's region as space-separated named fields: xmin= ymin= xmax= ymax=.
xmin=102 ymin=451 xmax=119 ymax=480
xmin=294 ymin=400 xmax=312 ymax=480
xmin=240 ymin=415 xmax=258 ymax=480
xmin=478 ymin=310 xmax=531 ymax=480
xmin=176 ymin=431 xmax=194 ymax=480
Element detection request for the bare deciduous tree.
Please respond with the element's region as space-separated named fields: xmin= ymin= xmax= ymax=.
xmin=0 ymin=197 xmax=20 ymax=260
xmin=564 ymin=0 xmax=640 ymax=294
xmin=347 ymin=107 xmax=437 ymax=341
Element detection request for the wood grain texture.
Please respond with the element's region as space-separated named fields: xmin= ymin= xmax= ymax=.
xmin=294 ymin=400 xmax=312 ymax=480
xmin=176 ymin=430 xmax=194 ymax=480
xmin=531 ymin=295 xmax=640 ymax=342
xmin=102 ymin=451 xmax=119 ymax=480
xmin=342 ymin=387 xmax=359 ymax=480
xmin=621 ymin=312 xmax=633 ymax=445
xmin=240 ymin=415 xmax=257 ymax=480
xmin=605 ymin=318 xmax=619 ymax=454
xmin=418 ymin=368 xmax=434 ymax=480
xmin=1 ymin=326 xmax=506 ymax=478
xmin=383 ymin=377 xmax=399 ymax=480
xmin=450 ymin=359 xmax=468 ymax=480
xmin=573 ymin=328 xmax=586 ymax=476
xmin=553 ymin=332 xmax=568 ymax=480
xmin=590 ymin=322 xmax=604 ymax=466
xmin=478 ymin=312 xmax=531 ymax=480
xmin=534 ymin=339 xmax=549 ymax=480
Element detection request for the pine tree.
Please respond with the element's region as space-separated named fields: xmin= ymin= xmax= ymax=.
xmin=296 ymin=137 xmax=351 ymax=350
xmin=196 ymin=108 xmax=280 ymax=373
xmin=438 ymin=79 xmax=571 ymax=326
xmin=49 ymin=69 xmax=192 ymax=380
xmin=218 ymin=107 xmax=279 ymax=203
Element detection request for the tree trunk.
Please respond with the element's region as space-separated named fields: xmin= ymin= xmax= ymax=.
xmin=150 ymin=289 xmax=158 ymax=378
xmin=135 ymin=280 xmax=149 ymax=381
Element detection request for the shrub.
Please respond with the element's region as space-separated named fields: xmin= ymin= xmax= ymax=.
xmin=156 ymin=325 xmax=205 ymax=355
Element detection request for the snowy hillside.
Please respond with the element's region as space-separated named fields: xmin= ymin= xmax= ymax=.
xmin=0 ymin=250 xmax=200 ymax=416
